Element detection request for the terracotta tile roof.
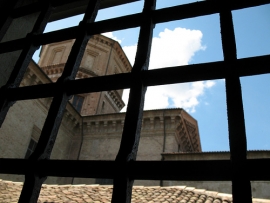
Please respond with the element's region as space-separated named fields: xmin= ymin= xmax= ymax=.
xmin=0 ymin=179 xmax=269 ymax=203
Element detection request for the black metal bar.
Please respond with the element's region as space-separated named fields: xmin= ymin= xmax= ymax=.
xmin=0 ymin=38 xmax=26 ymax=53
xmin=3 ymin=54 xmax=270 ymax=102
xmin=111 ymin=0 xmax=156 ymax=202
xmin=18 ymin=1 xmax=101 ymax=202
xmin=0 ymin=27 xmax=79 ymax=54
xmin=153 ymin=0 xmax=270 ymax=25
xmin=11 ymin=0 xmax=141 ymax=21
xmin=48 ymin=0 xmax=270 ymax=23
xmin=1 ymin=159 xmax=270 ymax=181
xmin=0 ymin=1 xmax=54 ymax=127
xmin=1 ymin=0 xmax=270 ymax=54
xmin=220 ymin=7 xmax=252 ymax=203
xmin=11 ymin=2 xmax=42 ymax=19
xmin=11 ymin=0 xmax=78 ymax=19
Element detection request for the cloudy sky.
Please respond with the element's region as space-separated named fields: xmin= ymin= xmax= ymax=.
xmin=103 ymin=27 xmax=214 ymax=113
xmin=33 ymin=0 xmax=270 ymax=152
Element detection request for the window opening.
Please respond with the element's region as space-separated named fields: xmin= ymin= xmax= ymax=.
xmin=241 ymin=74 xmax=270 ymax=150
xmin=232 ymin=4 xmax=270 ymax=59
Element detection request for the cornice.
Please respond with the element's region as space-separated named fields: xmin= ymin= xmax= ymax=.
xmin=107 ymin=90 xmax=125 ymax=110
xmin=91 ymin=35 xmax=132 ymax=73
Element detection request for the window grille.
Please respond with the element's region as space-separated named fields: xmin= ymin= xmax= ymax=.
xmin=0 ymin=0 xmax=270 ymax=203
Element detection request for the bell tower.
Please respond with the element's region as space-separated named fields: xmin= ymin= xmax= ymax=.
xmin=38 ymin=35 xmax=132 ymax=115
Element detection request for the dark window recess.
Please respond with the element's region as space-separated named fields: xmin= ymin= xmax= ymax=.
xmin=25 ymin=139 xmax=37 ymax=159
xmin=72 ymin=95 xmax=84 ymax=112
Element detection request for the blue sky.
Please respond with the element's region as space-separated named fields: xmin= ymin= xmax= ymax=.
xmin=33 ymin=1 xmax=270 ymax=152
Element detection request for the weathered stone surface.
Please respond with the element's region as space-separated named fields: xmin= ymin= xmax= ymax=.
xmin=0 ymin=35 xmax=202 ymax=189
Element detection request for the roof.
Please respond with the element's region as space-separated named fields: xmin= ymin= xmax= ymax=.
xmin=162 ymin=150 xmax=270 ymax=155
xmin=1 ymin=179 xmax=269 ymax=203
xmin=162 ymin=150 xmax=270 ymax=161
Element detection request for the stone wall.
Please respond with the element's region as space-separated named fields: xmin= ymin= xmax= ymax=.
xmin=73 ymin=109 xmax=183 ymax=161
xmin=72 ymin=109 xmax=184 ymax=185
xmin=0 ymin=62 xmax=81 ymax=184
xmin=162 ymin=151 xmax=270 ymax=199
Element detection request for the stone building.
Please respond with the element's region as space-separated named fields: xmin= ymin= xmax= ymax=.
xmin=1 ymin=34 xmax=270 ymax=200
xmin=0 ymin=35 xmax=201 ymax=185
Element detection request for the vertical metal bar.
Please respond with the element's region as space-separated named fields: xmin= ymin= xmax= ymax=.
xmin=220 ymin=6 xmax=252 ymax=203
xmin=18 ymin=1 xmax=100 ymax=202
xmin=111 ymin=0 xmax=156 ymax=202
xmin=0 ymin=1 xmax=53 ymax=127
xmin=0 ymin=0 xmax=19 ymax=41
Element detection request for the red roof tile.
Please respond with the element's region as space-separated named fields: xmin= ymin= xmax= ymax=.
xmin=0 ymin=179 xmax=269 ymax=203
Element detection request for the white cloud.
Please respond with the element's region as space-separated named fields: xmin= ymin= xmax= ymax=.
xmin=103 ymin=28 xmax=214 ymax=113
xmin=122 ymin=27 xmax=206 ymax=69
xmin=102 ymin=32 xmax=122 ymax=44
xmin=122 ymin=81 xmax=214 ymax=113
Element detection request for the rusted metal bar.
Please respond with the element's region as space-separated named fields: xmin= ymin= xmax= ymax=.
xmin=18 ymin=1 xmax=101 ymax=202
xmin=220 ymin=5 xmax=252 ymax=203
xmin=111 ymin=0 xmax=156 ymax=202
xmin=0 ymin=1 xmax=54 ymax=127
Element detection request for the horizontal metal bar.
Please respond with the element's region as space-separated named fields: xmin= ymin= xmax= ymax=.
xmin=12 ymin=0 xmax=87 ymax=19
xmin=4 ymin=54 xmax=270 ymax=101
xmin=4 ymin=83 xmax=56 ymax=101
xmin=0 ymin=159 xmax=270 ymax=181
xmin=66 ymin=72 xmax=132 ymax=95
xmin=5 ymin=72 xmax=132 ymax=101
xmin=48 ymin=0 xmax=141 ymax=22
xmin=43 ymin=0 xmax=270 ymax=23
xmin=1 ymin=0 xmax=270 ymax=54
xmin=154 ymin=0 xmax=270 ymax=25
xmin=11 ymin=0 xmax=141 ymax=20
xmin=0 ymin=13 xmax=141 ymax=54
xmin=0 ymin=26 xmax=80 ymax=54
xmin=143 ymin=55 xmax=270 ymax=86
xmin=0 ymin=38 xmax=26 ymax=54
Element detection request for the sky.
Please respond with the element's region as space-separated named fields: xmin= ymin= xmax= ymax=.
xmin=32 ymin=1 xmax=270 ymax=152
